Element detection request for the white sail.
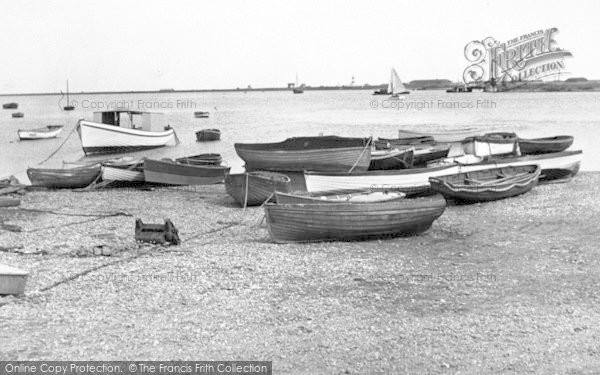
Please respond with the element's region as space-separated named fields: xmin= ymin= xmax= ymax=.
xmin=390 ymin=68 xmax=407 ymax=95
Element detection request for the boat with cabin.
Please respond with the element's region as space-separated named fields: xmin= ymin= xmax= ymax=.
xmin=77 ymin=109 xmax=178 ymax=155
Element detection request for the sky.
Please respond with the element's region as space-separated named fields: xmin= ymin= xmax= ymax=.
xmin=1 ymin=0 xmax=599 ymax=93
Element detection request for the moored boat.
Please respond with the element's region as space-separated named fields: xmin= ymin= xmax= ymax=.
xmin=225 ymin=171 xmax=291 ymax=206
xmin=429 ymin=165 xmax=540 ymax=202
xmin=77 ymin=109 xmax=178 ymax=155
xmin=376 ymin=136 xmax=434 ymax=148
xmin=143 ymin=158 xmax=230 ymax=185
xmin=194 ymin=111 xmax=210 ymax=118
xmin=235 ymin=136 xmax=372 ymax=173
xmin=389 ymin=68 xmax=410 ymax=97
xmin=518 ymin=135 xmax=574 ymax=155
xmin=369 ymin=148 xmax=413 ymax=170
xmin=264 ymin=194 xmax=446 ymax=243
xmin=398 ymin=127 xmax=483 ymax=142
xmin=17 ymin=125 xmax=64 ymax=140
xmin=176 ymin=153 xmax=222 ymax=166
xmin=27 ymin=165 xmax=101 ymax=188
xmin=195 ymin=128 xmax=221 ymax=141
xmin=12 ymin=112 xmax=24 ymax=118
xmin=274 ymin=190 xmax=406 ymax=204
xmin=2 ymin=103 xmax=18 ymax=109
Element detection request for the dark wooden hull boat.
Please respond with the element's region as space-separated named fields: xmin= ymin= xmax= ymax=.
xmin=12 ymin=112 xmax=24 ymax=118
xmin=2 ymin=103 xmax=18 ymax=109
xmin=429 ymin=165 xmax=540 ymax=203
xmin=27 ymin=165 xmax=101 ymax=188
xmin=196 ymin=129 xmax=221 ymax=141
xmin=412 ymin=145 xmax=451 ymax=167
xmin=274 ymin=190 xmax=406 ymax=204
xmin=225 ymin=171 xmax=291 ymax=206
xmin=143 ymin=158 xmax=230 ymax=185
xmin=176 ymin=153 xmax=222 ymax=166
xmin=293 ymin=88 xmax=304 ymax=94
xmin=235 ymin=136 xmax=372 ymax=173
xmin=518 ymin=136 xmax=574 ymax=155
xmin=369 ymin=148 xmax=413 ymax=170
xmin=194 ymin=111 xmax=210 ymax=118
xmin=376 ymin=136 xmax=434 ymax=148
xmin=264 ymin=194 xmax=446 ymax=243
xmin=17 ymin=125 xmax=64 ymax=140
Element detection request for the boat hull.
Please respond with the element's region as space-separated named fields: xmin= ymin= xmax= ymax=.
xmin=78 ymin=121 xmax=177 ymax=155
xmin=225 ymin=171 xmax=292 ymax=206
xmin=369 ymin=149 xmax=413 ymax=170
xmin=429 ymin=165 xmax=540 ymax=202
xmin=235 ymin=136 xmax=372 ymax=173
xmin=143 ymin=159 xmax=230 ymax=185
xmin=27 ymin=166 xmax=101 ymax=188
xmin=274 ymin=190 xmax=406 ymax=204
xmin=305 ymin=150 xmax=583 ymax=193
xmin=196 ymin=129 xmax=221 ymax=141
xmin=461 ymin=133 xmax=519 ymax=157
xmin=518 ymin=136 xmax=574 ymax=155
xmin=17 ymin=126 xmax=64 ymax=140
xmin=101 ymin=166 xmax=145 ymax=182
xmin=264 ymin=194 xmax=446 ymax=243
xmin=398 ymin=128 xmax=483 ymax=143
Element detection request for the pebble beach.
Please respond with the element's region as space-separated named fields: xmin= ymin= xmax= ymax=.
xmin=1 ymin=172 xmax=599 ymax=373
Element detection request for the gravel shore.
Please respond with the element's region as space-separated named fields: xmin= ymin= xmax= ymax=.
xmin=1 ymin=173 xmax=599 ymax=374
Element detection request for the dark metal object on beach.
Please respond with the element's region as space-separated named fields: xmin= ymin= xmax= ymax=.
xmin=135 ymin=218 xmax=180 ymax=245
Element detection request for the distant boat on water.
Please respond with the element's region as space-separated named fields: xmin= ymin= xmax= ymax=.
xmin=63 ymin=80 xmax=75 ymax=111
xmin=2 ymin=102 xmax=18 ymax=109
xmin=18 ymin=125 xmax=64 ymax=140
xmin=293 ymin=73 xmax=303 ymax=94
xmin=389 ymin=68 xmax=409 ymax=98
xmin=12 ymin=112 xmax=24 ymax=118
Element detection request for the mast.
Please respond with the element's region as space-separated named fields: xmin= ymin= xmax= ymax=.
xmin=66 ymin=80 xmax=70 ymax=104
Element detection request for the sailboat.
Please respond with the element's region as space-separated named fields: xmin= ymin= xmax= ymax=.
xmin=293 ymin=73 xmax=303 ymax=94
xmin=389 ymin=68 xmax=409 ymax=98
xmin=63 ymin=80 xmax=75 ymax=111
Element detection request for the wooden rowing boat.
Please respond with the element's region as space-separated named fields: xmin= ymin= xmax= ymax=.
xmin=225 ymin=171 xmax=291 ymax=206
xmin=376 ymin=136 xmax=434 ymax=148
xmin=143 ymin=158 xmax=230 ymax=185
xmin=196 ymin=128 xmax=221 ymax=141
xmin=2 ymin=102 xmax=18 ymax=109
xmin=274 ymin=190 xmax=406 ymax=204
xmin=429 ymin=165 xmax=540 ymax=202
xmin=264 ymin=194 xmax=446 ymax=243
xmin=235 ymin=136 xmax=372 ymax=173
xmin=175 ymin=153 xmax=222 ymax=166
xmin=518 ymin=135 xmax=574 ymax=155
xmin=398 ymin=127 xmax=483 ymax=142
xmin=369 ymin=148 xmax=413 ymax=170
xmin=17 ymin=125 xmax=64 ymax=140
xmin=461 ymin=132 xmax=520 ymax=157
xmin=101 ymin=157 xmax=145 ymax=182
xmin=304 ymin=150 xmax=583 ymax=193
xmin=27 ymin=165 xmax=101 ymax=188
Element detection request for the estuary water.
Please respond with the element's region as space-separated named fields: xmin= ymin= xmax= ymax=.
xmin=0 ymin=89 xmax=597 ymax=182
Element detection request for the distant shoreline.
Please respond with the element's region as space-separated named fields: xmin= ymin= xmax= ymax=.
xmin=1 ymin=80 xmax=600 ymax=97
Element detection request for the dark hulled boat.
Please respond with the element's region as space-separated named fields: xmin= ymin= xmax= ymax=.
xmin=225 ymin=171 xmax=291 ymax=207
xmin=369 ymin=148 xmax=414 ymax=170
xmin=518 ymin=136 xmax=574 ymax=155
xmin=27 ymin=165 xmax=101 ymax=188
xmin=195 ymin=129 xmax=221 ymax=141
xmin=176 ymin=153 xmax=222 ymax=166
xmin=429 ymin=165 xmax=541 ymax=203
xmin=2 ymin=103 xmax=18 ymax=109
xmin=143 ymin=158 xmax=230 ymax=185
xmin=235 ymin=136 xmax=372 ymax=173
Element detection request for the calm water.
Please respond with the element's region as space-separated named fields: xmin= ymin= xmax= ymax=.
xmin=1 ymin=90 xmax=598 ymax=182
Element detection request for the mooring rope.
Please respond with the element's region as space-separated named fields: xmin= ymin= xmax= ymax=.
xmin=348 ymin=136 xmax=372 ymax=173
xmin=37 ymin=120 xmax=82 ymax=165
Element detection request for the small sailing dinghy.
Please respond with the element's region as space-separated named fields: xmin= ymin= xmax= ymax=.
xmin=63 ymin=80 xmax=75 ymax=111
xmin=17 ymin=125 xmax=64 ymax=140
xmin=389 ymin=68 xmax=409 ymax=98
